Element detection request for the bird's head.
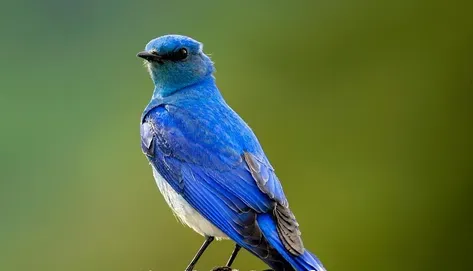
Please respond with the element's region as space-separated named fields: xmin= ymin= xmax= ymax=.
xmin=137 ymin=35 xmax=214 ymax=97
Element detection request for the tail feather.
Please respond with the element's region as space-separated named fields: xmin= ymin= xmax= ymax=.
xmin=257 ymin=213 xmax=326 ymax=271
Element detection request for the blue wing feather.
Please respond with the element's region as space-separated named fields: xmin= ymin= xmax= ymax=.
xmin=143 ymin=102 xmax=287 ymax=211
xmin=141 ymin=90 xmax=311 ymax=270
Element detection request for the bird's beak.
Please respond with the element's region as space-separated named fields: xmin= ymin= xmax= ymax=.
xmin=136 ymin=51 xmax=162 ymax=62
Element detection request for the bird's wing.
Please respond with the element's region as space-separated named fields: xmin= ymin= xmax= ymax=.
xmin=141 ymin=104 xmax=304 ymax=256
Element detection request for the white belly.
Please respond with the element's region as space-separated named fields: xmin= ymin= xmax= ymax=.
xmin=152 ymin=167 xmax=228 ymax=239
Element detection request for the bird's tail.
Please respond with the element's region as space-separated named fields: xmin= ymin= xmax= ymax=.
xmin=257 ymin=213 xmax=327 ymax=271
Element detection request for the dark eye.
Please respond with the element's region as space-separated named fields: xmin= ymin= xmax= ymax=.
xmin=170 ymin=48 xmax=188 ymax=61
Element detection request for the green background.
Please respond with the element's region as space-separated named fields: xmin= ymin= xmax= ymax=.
xmin=1 ymin=1 xmax=472 ymax=271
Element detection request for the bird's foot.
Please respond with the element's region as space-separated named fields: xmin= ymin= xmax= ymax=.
xmin=210 ymin=267 xmax=273 ymax=271
xmin=211 ymin=266 xmax=233 ymax=271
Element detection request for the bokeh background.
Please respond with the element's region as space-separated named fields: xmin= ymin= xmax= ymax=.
xmin=1 ymin=1 xmax=472 ymax=271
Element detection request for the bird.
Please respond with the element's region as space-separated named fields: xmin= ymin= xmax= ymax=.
xmin=137 ymin=34 xmax=327 ymax=271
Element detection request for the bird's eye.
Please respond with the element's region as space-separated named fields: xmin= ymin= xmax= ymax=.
xmin=170 ymin=48 xmax=188 ymax=61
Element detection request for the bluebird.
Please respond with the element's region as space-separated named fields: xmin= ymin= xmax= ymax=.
xmin=137 ymin=35 xmax=326 ymax=271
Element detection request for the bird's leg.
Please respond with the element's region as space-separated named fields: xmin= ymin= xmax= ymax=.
xmin=185 ymin=236 xmax=215 ymax=271
xmin=211 ymin=244 xmax=242 ymax=271
xmin=225 ymin=244 xmax=242 ymax=267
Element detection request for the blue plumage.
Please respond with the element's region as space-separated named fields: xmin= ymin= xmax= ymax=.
xmin=138 ymin=35 xmax=326 ymax=271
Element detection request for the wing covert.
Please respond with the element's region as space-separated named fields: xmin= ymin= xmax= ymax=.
xmin=141 ymin=103 xmax=304 ymax=256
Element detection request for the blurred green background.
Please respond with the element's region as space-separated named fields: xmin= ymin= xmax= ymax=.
xmin=1 ymin=1 xmax=472 ymax=270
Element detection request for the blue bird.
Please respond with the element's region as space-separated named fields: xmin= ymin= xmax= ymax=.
xmin=137 ymin=35 xmax=327 ymax=271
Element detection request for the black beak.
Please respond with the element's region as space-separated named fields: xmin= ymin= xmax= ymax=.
xmin=137 ymin=51 xmax=162 ymax=62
